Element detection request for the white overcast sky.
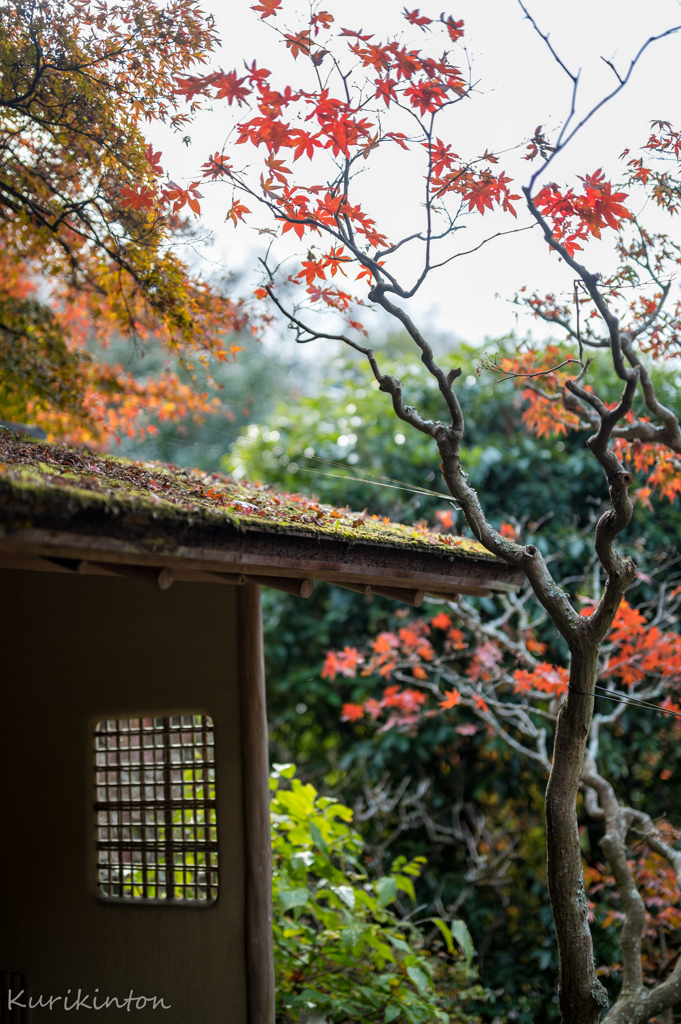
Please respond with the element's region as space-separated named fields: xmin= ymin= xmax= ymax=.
xmin=147 ymin=0 xmax=681 ymax=347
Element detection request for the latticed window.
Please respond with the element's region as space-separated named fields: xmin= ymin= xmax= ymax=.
xmin=94 ymin=716 xmax=218 ymax=902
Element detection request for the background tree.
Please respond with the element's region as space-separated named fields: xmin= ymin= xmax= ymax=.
xmin=107 ymin=332 xmax=311 ymax=470
xmin=0 ymin=0 xmax=249 ymax=444
xmin=174 ymin=4 xmax=681 ymax=1021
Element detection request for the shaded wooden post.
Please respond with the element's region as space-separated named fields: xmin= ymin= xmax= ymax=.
xmin=237 ymin=583 xmax=275 ymax=1024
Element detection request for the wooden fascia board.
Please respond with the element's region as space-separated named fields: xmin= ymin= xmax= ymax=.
xmin=0 ymin=528 xmax=524 ymax=595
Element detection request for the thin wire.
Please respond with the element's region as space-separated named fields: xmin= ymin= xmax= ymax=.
xmin=569 ymin=683 xmax=681 ymax=718
xmin=295 ymin=465 xmax=460 ymax=503
xmin=138 ymin=425 xmax=456 ymax=504
xmin=230 ymin=430 xmax=452 ymax=501
xmin=150 ymin=414 xmax=450 ymax=499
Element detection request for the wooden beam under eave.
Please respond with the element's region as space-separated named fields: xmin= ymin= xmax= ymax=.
xmin=237 ymin=583 xmax=275 ymax=1024
xmin=211 ymin=572 xmax=315 ymax=598
xmin=41 ymin=556 xmax=174 ymax=590
xmin=331 ymin=581 xmax=425 ymax=607
xmin=3 ymin=554 xmax=500 ymax=606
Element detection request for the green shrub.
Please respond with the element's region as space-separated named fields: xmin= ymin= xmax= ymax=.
xmin=271 ymin=763 xmax=488 ymax=1023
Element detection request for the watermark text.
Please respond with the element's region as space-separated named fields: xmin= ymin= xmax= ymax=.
xmin=8 ymin=989 xmax=171 ymax=1011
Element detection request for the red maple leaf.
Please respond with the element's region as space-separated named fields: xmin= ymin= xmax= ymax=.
xmin=440 ymin=15 xmax=464 ymax=41
xmin=251 ymin=0 xmax=282 ymax=18
xmin=226 ymin=199 xmax=250 ymax=225
xmin=212 ymin=71 xmax=251 ymax=106
xmin=163 ymin=181 xmax=203 ymax=215
xmin=119 ymin=185 xmax=156 ymax=210
xmin=341 ymin=703 xmax=365 ymax=722
xmin=144 ymin=144 xmax=163 ymax=175
xmin=403 ymin=8 xmax=432 ymax=29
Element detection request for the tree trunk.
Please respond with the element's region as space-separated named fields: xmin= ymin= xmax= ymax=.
xmin=545 ymin=645 xmax=609 ymax=1023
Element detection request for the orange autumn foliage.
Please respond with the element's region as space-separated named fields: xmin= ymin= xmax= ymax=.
xmin=585 ymin=822 xmax=681 ymax=986
xmin=0 ymin=0 xmax=252 ymax=445
xmin=324 ymin=598 xmax=681 ymax=738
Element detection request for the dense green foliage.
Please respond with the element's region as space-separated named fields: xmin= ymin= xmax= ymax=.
xmin=271 ymin=762 xmax=486 ymax=1023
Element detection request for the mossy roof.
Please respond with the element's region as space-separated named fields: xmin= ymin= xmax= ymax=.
xmin=0 ymin=430 xmax=496 ymax=561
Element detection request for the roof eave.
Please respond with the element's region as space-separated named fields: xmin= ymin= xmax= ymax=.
xmin=0 ymin=525 xmax=524 ymax=598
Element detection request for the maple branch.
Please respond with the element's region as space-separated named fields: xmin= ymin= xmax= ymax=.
xmin=428 ymin=224 xmax=535 ymax=271
xmin=630 ymin=281 xmax=672 ymax=340
xmin=586 ymin=699 xmax=627 ymax=764
xmin=619 ymin=334 xmax=681 ymax=451
xmin=349 ymin=285 xmax=582 ymax=648
xmin=2 ymin=21 xmax=44 ymax=107
xmin=523 ymin=15 xmax=681 ymax=192
xmin=630 ymin=217 xmax=670 ymax=293
xmin=637 ymin=849 xmax=681 ymax=1023
xmin=515 ymin=301 xmax=582 ymax=343
xmin=612 ymin=420 xmax=681 ymax=452
xmin=465 ymin=699 xmax=551 ymax=772
xmin=367 ymin=288 xmax=463 ymax=432
xmin=522 ymin=191 xmax=638 ymax=637
xmin=482 ymin=354 xmax=581 ymax=383
xmin=375 ymin=231 xmax=429 ymax=258
xmin=249 ymin=191 xmax=408 ymax=296
xmin=580 ymin=774 xmax=681 ymax=1024
xmin=600 ymin=56 xmax=624 ymax=86
xmin=261 ymin=271 xmax=440 ymax=440
xmin=523 ymin=189 xmax=633 ymax=380
xmin=516 ymin=1 xmax=577 ymax=84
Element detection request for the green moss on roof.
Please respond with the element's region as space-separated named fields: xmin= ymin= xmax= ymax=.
xmin=0 ymin=431 xmax=494 ymax=559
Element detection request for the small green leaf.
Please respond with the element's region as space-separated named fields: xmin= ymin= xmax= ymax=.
xmin=335 ymin=884 xmax=356 ymax=908
xmin=406 ymin=965 xmax=429 ymax=994
xmin=384 ymin=1004 xmax=401 ymax=1022
xmin=375 ymin=876 xmax=398 ymax=907
xmin=451 ymin=918 xmax=475 ymax=965
xmin=402 ymin=855 xmax=427 ymax=877
xmin=341 ymin=921 xmax=362 ymax=950
xmin=395 ymin=875 xmax=416 ymax=902
xmin=278 ymin=887 xmax=310 ymax=910
xmin=431 ymin=918 xmax=454 ymax=954
xmin=290 ymin=851 xmax=315 ymax=870
xmin=309 ymin=819 xmax=329 ymax=856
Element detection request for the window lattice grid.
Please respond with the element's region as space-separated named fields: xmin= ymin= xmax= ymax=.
xmin=95 ymin=716 xmax=218 ymax=902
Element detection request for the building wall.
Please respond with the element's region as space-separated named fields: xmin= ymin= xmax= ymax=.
xmin=0 ymin=569 xmax=247 ymax=1022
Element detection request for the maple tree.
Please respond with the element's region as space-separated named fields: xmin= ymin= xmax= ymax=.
xmin=0 ymin=0 xmax=250 ymax=445
xmin=170 ymin=2 xmax=681 ymax=1020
